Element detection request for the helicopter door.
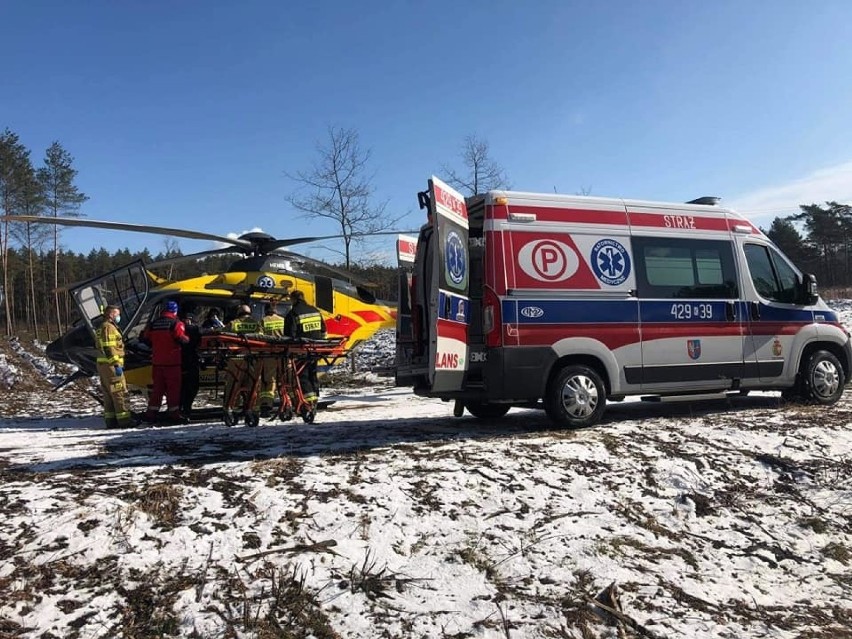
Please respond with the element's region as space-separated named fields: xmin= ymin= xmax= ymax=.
xmin=315 ymin=276 xmax=334 ymax=312
xmin=427 ymin=176 xmax=470 ymax=393
xmin=69 ymin=260 xmax=150 ymax=337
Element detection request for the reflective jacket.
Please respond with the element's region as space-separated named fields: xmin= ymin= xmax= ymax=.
xmin=226 ymin=314 xmax=263 ymax=335
xmin=96 ymin=319 xmax=125 ymax=365
xmin=284 ymin=300 xmax=327 ymax=339
xmin=262 ymin=312 xmax=285 ymax=336
xmin=141 ymin=311 xmax=189 ymax=366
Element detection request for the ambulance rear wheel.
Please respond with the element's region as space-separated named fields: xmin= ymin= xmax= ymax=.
xmin=545 ymin=365 xmax=606 ymax=428
xmin=801 ymin=350 xmax=845 ymax=405
xmin=464 ymin=402 xmax=510 ymax=420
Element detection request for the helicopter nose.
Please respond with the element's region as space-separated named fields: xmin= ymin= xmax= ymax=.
xmin=47 ymin=324 xmax=95 ymax=366
xmin=46 ymin=335 xmax=72 ymax=364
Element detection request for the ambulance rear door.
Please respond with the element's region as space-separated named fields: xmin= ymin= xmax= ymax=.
xmin=426 ymin=177 xmax=470 ymax=393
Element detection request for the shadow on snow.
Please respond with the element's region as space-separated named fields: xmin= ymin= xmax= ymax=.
xmin=0 ymin=393 xmax=787 ymax=475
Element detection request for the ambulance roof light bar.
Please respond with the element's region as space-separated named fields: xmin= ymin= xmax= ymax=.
xmin=686 ymin=196 xmax=721 ymax=206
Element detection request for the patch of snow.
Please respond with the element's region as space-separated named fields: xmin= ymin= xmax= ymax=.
xmin=0 ymin=352 xmax=20 ymax=389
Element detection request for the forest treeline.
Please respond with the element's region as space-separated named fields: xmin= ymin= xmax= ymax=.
xmin=2 ymin=126 xmax=851 ymax=342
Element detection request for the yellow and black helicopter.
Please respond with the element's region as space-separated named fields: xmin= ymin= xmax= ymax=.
xmin=3 ymin=215 xmax=405 ymax=390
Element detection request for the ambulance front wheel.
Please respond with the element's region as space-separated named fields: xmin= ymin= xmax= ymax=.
xmin=545 ymin=364 xmax=606 ymax=428
xmin=802 ymin=350 xmax=845 ymax=405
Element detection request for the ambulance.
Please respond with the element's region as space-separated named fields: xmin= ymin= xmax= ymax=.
xmin=395 ymin=176 xmax=851 ymax=428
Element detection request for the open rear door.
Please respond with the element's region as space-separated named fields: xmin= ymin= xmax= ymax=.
xmin=427 ymin=177 xmax=470 ymax=393
xmin=394 ymin=234 xmax=418 ymax=370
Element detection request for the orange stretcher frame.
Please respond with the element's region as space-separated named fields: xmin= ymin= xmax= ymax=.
xmin=198 ymin=333 xmax=348 ymax=426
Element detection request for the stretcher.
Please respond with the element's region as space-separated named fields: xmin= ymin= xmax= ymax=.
xmin=198 ymin=333 xmax=348 ymax=426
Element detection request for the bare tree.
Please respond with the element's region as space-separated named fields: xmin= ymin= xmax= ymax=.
xmin=286 ymin=126 xmax=395 ymax=270
xmin=442 ymin=134 xmax=510 ymax=196
xmin=162 ymin=237 xmax=180 ymax=281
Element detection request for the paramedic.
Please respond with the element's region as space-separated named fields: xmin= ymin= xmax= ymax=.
xmin=141 ymin=300 xmax=189 ymax=424
xmin=202 ymin=308 xmax=225 ymax=330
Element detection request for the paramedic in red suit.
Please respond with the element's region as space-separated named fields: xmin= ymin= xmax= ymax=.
xmin=141 ymin=300 xmax=189 ymax=423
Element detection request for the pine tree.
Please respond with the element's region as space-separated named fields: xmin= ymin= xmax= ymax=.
xmin=38 ymin=141 xmax=88 ymax=336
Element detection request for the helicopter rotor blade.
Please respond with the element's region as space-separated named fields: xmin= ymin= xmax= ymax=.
xmin=0 ymin=215 xmax=254 ymax=250
xmin=144 ymin=248 xmax=243 ymax=270
xmin=265 ymin=229 xmax=420 ymax=250
xmin=271 ymin=248 xmax=380 ymax=288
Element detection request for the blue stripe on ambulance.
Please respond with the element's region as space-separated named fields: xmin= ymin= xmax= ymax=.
xmin=506 ymin=299 xmax=825 ymax=325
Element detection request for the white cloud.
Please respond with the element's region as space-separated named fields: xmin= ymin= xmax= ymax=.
xmin=727 ymin=161 xmax=852 ymax=227
xmin=212 ymin=227 xmax=266 ymax=249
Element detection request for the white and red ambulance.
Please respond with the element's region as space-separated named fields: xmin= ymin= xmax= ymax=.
xmin=395 ymin=176 xmax=851 ymax=427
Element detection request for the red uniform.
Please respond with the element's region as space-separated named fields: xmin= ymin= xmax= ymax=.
xmin=141 ymin=310 xmax=189 ymax=420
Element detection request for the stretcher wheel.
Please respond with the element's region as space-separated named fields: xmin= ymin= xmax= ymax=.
xmin=245 ymin=412 xmax=260 ymax=428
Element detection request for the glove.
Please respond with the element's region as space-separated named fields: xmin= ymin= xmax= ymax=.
xmin=113 ymin=365 xmax=123 ymax=377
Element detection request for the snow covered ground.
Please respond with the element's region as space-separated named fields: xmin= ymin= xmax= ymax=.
xmin=1 ymin=311 xmax=851 ymax=638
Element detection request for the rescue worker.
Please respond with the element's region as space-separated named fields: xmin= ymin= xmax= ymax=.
xmin=141 ymin=300 xmax=189 ymax=424
xmin=179 ymin=311 xmax=202 ymax=419
xmin=259 ymin=302 xmax=285 ymax=417
xmin=96 ymin=305 xmax=133 ymax=428
xmin=222 ymin=304 xmax=263 ymax=419
xmin=202 ymin=308 xmax=225 ymax=330
xmin=283 ymin=290 xmax=327 ymax=409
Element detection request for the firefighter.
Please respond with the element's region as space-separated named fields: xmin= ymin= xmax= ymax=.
xmin=96 ymin=305 xmax=133 ymax=428
xmin=222 ymin=304 xmax=263 ymax=419
xmin=141 ymin=300 xmax=189 ymax=424
xmin=259 ymin=302 xmax=285 ymax=417
xmin=284 ymin=290 xmax=327 ymax=409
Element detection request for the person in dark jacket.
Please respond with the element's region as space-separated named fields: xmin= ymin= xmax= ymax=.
xmin=141 ymin=300 xmax=189 ymax=423
xmin=179 ymin=311 xmax=202 ymax=419
xmin=283 ymin=290 xmax=327 ymax=407
xmin=202 ymin=308 xmax=225 ymax=330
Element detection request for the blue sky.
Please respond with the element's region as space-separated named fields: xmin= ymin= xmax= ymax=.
xmin=2 ymin=0 xmax=852 ymax=261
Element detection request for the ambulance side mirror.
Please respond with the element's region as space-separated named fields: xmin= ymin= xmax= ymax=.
xmin=799 ymin=273 xmax=819 ymax=306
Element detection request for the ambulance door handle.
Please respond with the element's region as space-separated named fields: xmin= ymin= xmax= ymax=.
xmin=750 ymin=302 xmax=761 ymax=320
xmin=725 ymin=302 xmax=735 ymax=321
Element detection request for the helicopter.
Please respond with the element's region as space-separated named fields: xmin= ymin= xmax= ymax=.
xmin=2 ymin=215 xmax=407 ymax=391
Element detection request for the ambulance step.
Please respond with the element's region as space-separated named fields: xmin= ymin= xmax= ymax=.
xmin=640 ymin=391 xmax=730 ymax=403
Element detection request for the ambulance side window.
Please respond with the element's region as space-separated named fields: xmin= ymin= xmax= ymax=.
xmin=633 ymin=237 xmax=738 ymax=299
xmin=744 ymin=244 xmax=798 ymax=303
